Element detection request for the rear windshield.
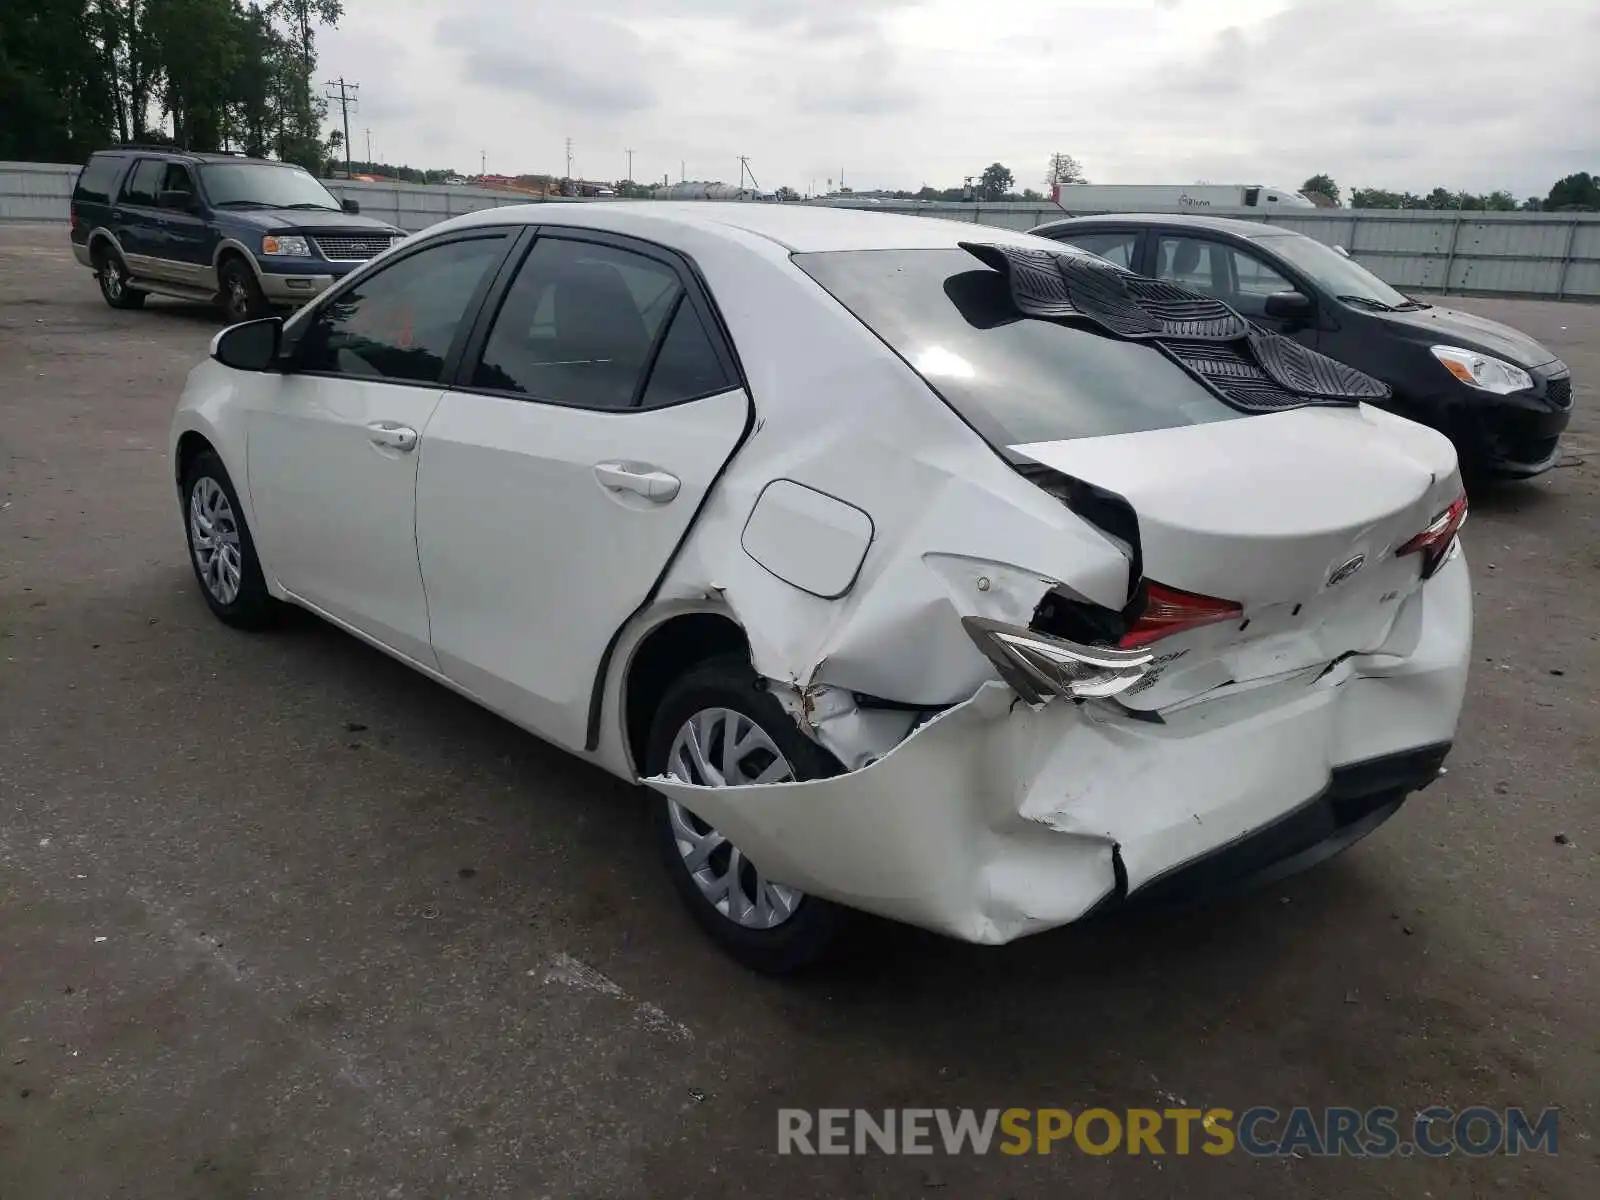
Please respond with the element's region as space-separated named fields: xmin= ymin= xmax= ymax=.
xmin=793 ymin=247 xmax=1241 ymax=447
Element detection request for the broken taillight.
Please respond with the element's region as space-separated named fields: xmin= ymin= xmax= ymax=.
xmin=1396 ymin=493 xmax=1467 ymax=579
xmin=1117 ymin=581 xmax=1244 ymax=649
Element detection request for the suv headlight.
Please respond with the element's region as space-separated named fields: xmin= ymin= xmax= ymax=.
xmin=261 ymin=234 xmax=311 ymax=257
xmin=1431 ymin=345 xmax=1533 ymax=395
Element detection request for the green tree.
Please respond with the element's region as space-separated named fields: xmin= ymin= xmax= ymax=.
xmin=147 ymin=0 xmax=242 ymax=150
xmin=978 ymin=162 xmax=1013 ymax=201
xmin=1483 ymin=190 xmax=1517 ymax=212
xmin=0 ymin=0 xmax=114 ymax=161
xmin=1545 ymin=172 xmax=1599 ymax=211
xmin=1301 ymin=173 xmax=1341 ymax=205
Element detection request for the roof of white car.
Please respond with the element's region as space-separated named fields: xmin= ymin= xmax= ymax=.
xmin=447 ymin=200 xmax=1056 ymax=255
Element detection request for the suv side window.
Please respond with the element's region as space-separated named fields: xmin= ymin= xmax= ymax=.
xmin=120 ymin=158 xmax=165 ymax=207
xmin=470 ymin=237 xmax=694 ymax=409
xmin=295 ymin=234 xmax=508 ymax=385
xmin=74 ymin=155 xmax=124 ymax=204
xmin=1063 ymin=230 xmax=1138 ymax=270
xmin=158 ymin=163 xmax=197 ymax=201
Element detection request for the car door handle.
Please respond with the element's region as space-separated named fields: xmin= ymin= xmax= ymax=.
xmin=368 ymin=422 xmax=418 ymax=452
xmin=594 ymin=461 xmax=680 ymax=503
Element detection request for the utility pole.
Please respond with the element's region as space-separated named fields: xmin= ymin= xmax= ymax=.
xmin=625 ymin=148 xmax=635 ymax=183
xmin=738 ymin=155 xmax=760 ymax=196
xmin=565 ymin=137 xmax=574 ymax=180
xmin=322 ymin=77 xmax=359 ymax=179
xmin=681 ymin=160 xmax=686 ymax=183
xmin=481 ymin=149 xmax=486 ymax=177
xmin=364 ymin=127 xmax=371 ymax=167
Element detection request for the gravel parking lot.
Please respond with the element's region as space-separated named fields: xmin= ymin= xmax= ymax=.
xmin=1 ymin=222 xmax=1595 ymax=1199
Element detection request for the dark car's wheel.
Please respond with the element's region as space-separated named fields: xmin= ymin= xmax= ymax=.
xmin=218 ymin=258 xmax=269 ymax=322
xmin=645 ymin=655 xmax=850 ymax=974
xmin=181 ymin=450 xmax=278 ymax=630
xmin=94 ymin=246 xmax=146 ymax=309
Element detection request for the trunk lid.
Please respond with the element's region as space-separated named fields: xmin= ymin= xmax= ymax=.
xmin=1014 ymin=405 xmax=1462 ymax=710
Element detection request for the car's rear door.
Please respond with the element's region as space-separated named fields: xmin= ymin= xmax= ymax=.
xmin=111 ymin=157 xmax=165 ymax=276
xmin=415 ymin=229 xmax=751 ymax=753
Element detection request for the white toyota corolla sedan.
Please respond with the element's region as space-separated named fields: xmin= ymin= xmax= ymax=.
xmin=171 ymin=202 xmax=1472 ymax=972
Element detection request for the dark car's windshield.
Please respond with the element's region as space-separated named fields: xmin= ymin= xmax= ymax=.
xmin=199 ymin=162 xmax=342 ymax=211
xmin=794 ymin=247 xmax=1241 ymax=447
xmin=1255 ymin=234 xmax=1414 ymax=309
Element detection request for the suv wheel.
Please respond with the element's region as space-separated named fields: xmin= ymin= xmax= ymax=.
xmin=645 ymin=655 xmax=850 ymax=974
xmin=95 ymin=247 xmax=146 ymax=310
xmin=219 ymin=258 xmax=269 ymax=323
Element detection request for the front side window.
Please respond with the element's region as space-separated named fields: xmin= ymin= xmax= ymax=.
xmin=120 ymin=159 xmax=165 ymax=207
xmin=1154 ymin=236 xmax=1224 ymax=292
xmin=159 ymin=163 xmax=196 ymax=200
xmin=794 ymin=247 xmax=1241 ymax=448
xmin=296 ymin=235 xmax=507 ymax=384
xmin=200 ymin=162 xmax=343 ymax=211
xmin=470 ymin=237 xmax=689 ymax=408
xmin=1063 ymin=230 xmax=1138 ymax=269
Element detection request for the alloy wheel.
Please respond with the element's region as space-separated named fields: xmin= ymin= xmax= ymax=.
xmin=188 ymin=476 xmax=243 ymax=605
xmin=665 ymin=707 xmax=804 ymax=930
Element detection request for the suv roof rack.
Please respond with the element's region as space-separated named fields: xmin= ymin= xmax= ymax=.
xmin=109 ymin=145 xmax=256 ymax=159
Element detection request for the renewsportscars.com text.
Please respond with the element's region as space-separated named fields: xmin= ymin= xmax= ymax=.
xmin=777 ymin=1106 xmax=1560 ymax=1158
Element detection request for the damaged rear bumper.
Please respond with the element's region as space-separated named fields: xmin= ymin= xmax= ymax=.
xmin=648 ymin=555 xmax=1470 ymax=946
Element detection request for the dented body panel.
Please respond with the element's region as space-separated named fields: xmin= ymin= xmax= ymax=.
xmin=651 ymin=551 xmax=1471 ymax=943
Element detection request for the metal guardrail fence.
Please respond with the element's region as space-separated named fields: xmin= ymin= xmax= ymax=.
xmin=5 ymin=161 xmax=1598 ymax=300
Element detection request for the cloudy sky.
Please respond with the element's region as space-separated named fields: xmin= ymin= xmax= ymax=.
xmin=320 ymin=0 xmax=1598 ymax=197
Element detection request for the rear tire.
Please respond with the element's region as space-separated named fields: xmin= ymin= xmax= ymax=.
xmin=94 ymin=246 xmax=146 ymax=309
xmin=218 ymin=257 xmax=269 ymax=323
xmin=645 ymin=654 xmax=850 ymax=974
xmin=181 ymin=450 xmax=278 ymax=630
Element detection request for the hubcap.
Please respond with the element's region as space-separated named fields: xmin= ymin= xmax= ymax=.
xmin=101 ymin=260 xmax=124 ymax=299
xmin=188 ymin=477 xmax=243 ymax=605
xmin=665 ymin=707 xmax=803 ymax=930
xmin=227 ymin=275 xmax=248 ymax=316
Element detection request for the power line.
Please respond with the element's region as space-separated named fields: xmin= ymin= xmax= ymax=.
xmin=322 ymin=77 xmax=359 ymax=179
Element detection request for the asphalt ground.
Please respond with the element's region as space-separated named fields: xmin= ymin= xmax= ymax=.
xmin=1 ymin=223 xmax=1596 ymax=1199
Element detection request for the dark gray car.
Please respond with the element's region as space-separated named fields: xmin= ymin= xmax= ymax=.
xmin=1029 ymin=213 xmax=1573 ymax=479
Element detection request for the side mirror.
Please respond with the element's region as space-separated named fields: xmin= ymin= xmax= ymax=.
xmin=1264 ymin=290 xmax=1315 ymax=320
xmin=211 ymin=317 xmax=283 ymax=371
xmin=157 ymin=190 xmax=194 ymax=211
xmin=341 ymin=198 xmax=360 ymax=214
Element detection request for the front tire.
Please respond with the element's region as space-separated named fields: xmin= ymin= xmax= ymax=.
xmin=645 ymin=655 xmax=849 ymax=974
xmin=94 ymin=246 xmax=146 ymax=309
xmin=218 ymin=258 xmax=269 ymax=323
xmin=181 ymin=450 xmax=278 ymax=630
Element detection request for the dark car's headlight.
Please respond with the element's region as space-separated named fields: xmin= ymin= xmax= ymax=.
xmin=1430 ymin=345 xmax=1533 ymax=395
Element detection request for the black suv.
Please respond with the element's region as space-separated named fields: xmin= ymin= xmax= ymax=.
xmin=70 ymin=148 xmax=407 ymax=322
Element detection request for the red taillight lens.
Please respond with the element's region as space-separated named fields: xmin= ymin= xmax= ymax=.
xmin=1397 ymin=493 xmax=1467 ymax=578
xmin=1118 ymin=580 xmax=1244 ymax=648
xmin=69 ymin=206 xmax=79 ymax=231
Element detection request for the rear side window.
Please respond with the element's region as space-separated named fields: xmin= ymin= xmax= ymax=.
xmin=794 ymin=247 xmax=1240 ymax=447
xmin=74 ymin=156 xmax=124 ymax=204
xmin=471 ymin=237 xmax=689 ymax=409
